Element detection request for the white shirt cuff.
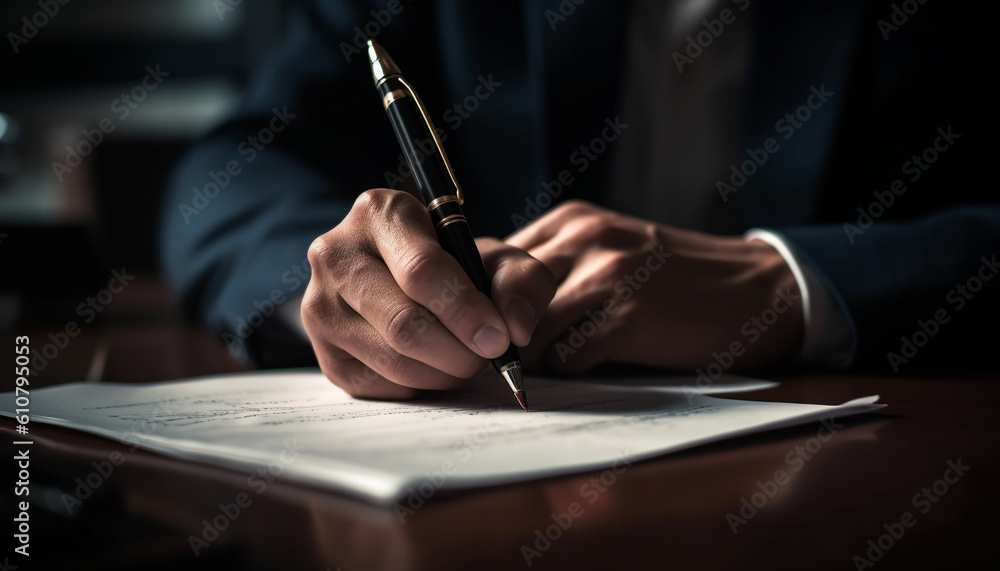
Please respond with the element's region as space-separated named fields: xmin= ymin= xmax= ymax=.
xmin=744 ymin=229 xmax=855 ymax=368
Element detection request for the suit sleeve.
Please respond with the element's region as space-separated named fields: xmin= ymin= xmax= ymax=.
xmin=159 ymin=1 xmax=414 ymax=367
xmin=776 ymin=206 xmax=1000 ymax=373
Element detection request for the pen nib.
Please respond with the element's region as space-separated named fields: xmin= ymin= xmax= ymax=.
xmin=514 ymin=390 xmax=528 ymax=412
xmin=500 ymin=363 xmax=527 ymax=412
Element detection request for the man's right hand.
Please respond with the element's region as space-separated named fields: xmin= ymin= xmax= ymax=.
xmin=302 ymin=189 xmax=556 ymax=400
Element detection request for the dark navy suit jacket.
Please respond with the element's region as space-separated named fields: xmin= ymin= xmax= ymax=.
xmin=161 ymin=0 xmax=997 ymax=373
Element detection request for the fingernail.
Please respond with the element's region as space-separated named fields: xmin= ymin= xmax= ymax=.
xmin=506 ymin=297 xmax=537 ymax=334
xmin=472 ymin=325 xmax=507 ymax=357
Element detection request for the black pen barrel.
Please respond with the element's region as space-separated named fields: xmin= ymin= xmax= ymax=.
xmin=425 ymin=175 xmax=523 ymax=372
xmin=379 ymin=76 xmax=521 ymax=371
xmin=439 ymin=220 xmax=522 ymax=372
xmin=435 ymin=218 xmax=491 ymax=294
xmin=379 ymin=77 xmax=454 ymax=209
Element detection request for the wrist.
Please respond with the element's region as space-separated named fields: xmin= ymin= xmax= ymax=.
xmin=739 ymin=239 xmax=804 ymax=368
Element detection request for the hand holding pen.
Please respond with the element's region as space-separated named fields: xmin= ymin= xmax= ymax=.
xmin=299 ymin=42 xmax=555 ymax=408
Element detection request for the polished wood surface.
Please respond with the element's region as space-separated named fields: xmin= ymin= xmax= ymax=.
xmin=3 ymin=325 xmax=998 ymax=570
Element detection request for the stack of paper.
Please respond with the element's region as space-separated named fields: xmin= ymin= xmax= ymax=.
xmin=0 ymin=370 xmax=883 ymax=504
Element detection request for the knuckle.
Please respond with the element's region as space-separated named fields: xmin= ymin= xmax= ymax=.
xmin=383 ymin=192 xmax=427 ymax=228
xmin=299 ymin=283 xmax=320 ymax=318
xmin=606 ymin=251 xmax=638 ymax=277
xmin=384 ymin=304 xmax=428 ymax=351
xmin=299 ymin=283 xmax=329 ymax=323
xmin=301 ymin=286 xmax=352 ymax=340
xmin=555 ymin=199 xmax=596 ymax=217
xmin=308 ymin=233 xmax=367 ymax=286
xmin=353 ymin=188 xmax=390 ymax=214
xmin=398 ymin=250 xmax=443 ymax=293
xmin=306 ymin=235 xmax=331 ymax=268
xmin=355 ymin=188 xmax=421 ymax=223
xmin=382 ymin=187 xmax=413 ymax=210
xmin=561 ymin=217 xmax=600 ymax=245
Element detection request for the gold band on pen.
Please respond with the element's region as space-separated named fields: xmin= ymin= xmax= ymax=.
xmin=382 ymin=89 xmax=409 ymax=109
xmin=427 ymin=195 xmax=460 ymax=211
xmin=435 ymin=214 xmax=466 ymax=231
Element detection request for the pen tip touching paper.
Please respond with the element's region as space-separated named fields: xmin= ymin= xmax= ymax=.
xmin=515 ymin=390 xmax=527 ymax=412
xmin=500 ymin=363 xmax=526 ymax=410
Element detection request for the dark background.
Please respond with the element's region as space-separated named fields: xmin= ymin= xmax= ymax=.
xmin=0 ymin=0 xmax=294 ymax=371
xmin=0 ymin=4 xmax=997 ymax=570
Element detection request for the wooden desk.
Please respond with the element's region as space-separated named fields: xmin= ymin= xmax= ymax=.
xmin=4 ymin=326 xmax=998 ymax=570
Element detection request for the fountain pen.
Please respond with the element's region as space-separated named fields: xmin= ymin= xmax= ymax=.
xmin=366 ymin=40 xmax=527 ymax=411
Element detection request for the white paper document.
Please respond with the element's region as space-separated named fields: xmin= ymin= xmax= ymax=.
xmin=1 ymin=370 xmax=884 ymax=504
